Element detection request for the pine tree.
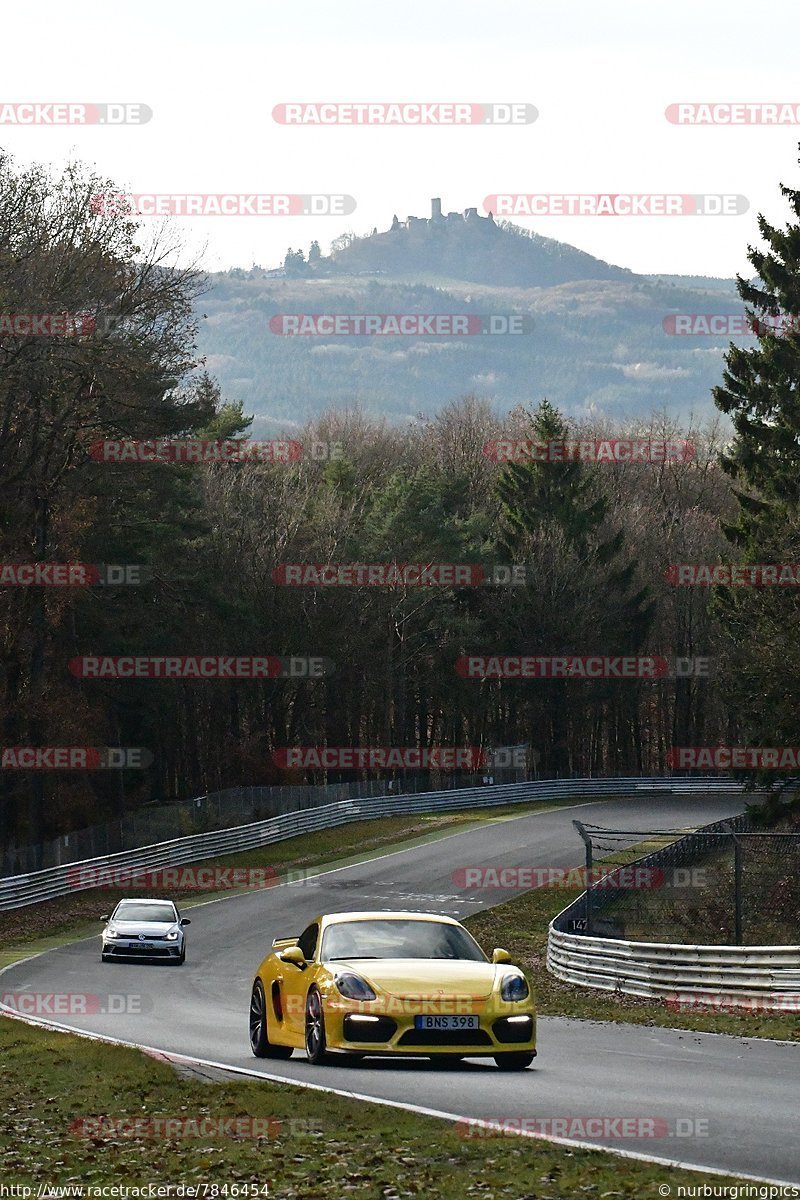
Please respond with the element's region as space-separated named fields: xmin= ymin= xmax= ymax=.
xmin=714 ymin=152 xmax=800 ymax=534
xmin=496 ymin=400 xmax=652 ymax=634
xmin=490 ymin=401 xmax=654 ymax=774
xmin=711 ymin=149 xmax=800 ymax=789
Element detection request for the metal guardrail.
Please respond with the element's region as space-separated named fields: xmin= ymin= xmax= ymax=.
xmin=2 ymin=770 xmax=532 ymax=876
xmin=0 ymin=775 xmax=748 ymax=911
xmin=547 ymin=930 xmax=800 ymax=998
xmin=547 ymin=808 xmax=800 ymax=1005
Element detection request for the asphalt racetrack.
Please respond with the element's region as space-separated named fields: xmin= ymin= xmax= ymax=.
xmin=3 ymin=795 xmax=798 ymax=1183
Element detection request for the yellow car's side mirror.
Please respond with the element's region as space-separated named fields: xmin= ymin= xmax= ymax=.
xmin=492 ymin=948 xmax=513 ymax=963
xmin=279 ymin=945 xmax=307 ymax=968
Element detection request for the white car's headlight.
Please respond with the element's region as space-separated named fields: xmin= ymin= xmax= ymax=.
xmin=500 ymin=973 xmax=529 ymax=1002
xmin=335 ymin=972 xmax=376 ymax=1001
xmin=166 ymin=931 xmax=179 ymax=941
xmin=105 ymin=927 xmax=119 ymax=939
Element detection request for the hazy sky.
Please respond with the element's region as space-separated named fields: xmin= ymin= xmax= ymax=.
xmin=3 ymin=0 xmax=800 ymax=277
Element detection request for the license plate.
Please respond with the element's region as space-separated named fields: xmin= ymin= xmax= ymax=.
xmin=414 ymin=1015 xmax=479 ymax=1032
xmin=128 ymin=942 xmax=143 ymax=949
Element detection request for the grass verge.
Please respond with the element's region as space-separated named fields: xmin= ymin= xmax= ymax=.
xmin=0 ymin=1017 xmax=750 ymax=1194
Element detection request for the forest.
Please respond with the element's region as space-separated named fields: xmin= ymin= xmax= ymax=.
xmin=2 ymin=149 xmax=799 ymax=851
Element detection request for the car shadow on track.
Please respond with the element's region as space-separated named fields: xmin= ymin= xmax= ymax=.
xmin=287 ymin=1054 xmax=536 ymax=1074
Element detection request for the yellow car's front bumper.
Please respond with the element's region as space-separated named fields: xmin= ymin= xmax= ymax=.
xmin=321 ymin=996 xmax=537 ymax=1056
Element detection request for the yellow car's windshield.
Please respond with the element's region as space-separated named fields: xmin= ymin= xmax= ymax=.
xmin=321 ymin=919 xmax=487 ymax=962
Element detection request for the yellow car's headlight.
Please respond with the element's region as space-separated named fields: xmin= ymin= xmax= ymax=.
xmin=500 ymin=973 xmax=529 ymax=1002
xmin=335 ymin=972 xmax=376 ymax=1001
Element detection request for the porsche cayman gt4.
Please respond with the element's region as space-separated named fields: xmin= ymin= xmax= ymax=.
xmin=248 ymin=910 xmax=536 ymax=1069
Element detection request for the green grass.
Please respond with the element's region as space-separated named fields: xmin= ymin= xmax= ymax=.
xmin=464 ymin=881 xmax=800 ymax=1042
xmin=0 ymin=798 xmax=582 ymax=967
xmin=0 ymin=1017 xmax=750 ymax=1194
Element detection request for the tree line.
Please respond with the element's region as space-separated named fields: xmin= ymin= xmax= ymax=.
xmin=2 ymin=147 xmax=799 ymax=850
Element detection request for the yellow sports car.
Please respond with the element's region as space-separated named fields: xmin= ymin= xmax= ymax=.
xmin=248 ymin=910 xmax=536 ymax=1069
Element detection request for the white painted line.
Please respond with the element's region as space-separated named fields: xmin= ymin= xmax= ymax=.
xmin=185 ymin=798 xmax=621 ymax=912
xmin=0 ymin=1002 xmax=794 ymax=1189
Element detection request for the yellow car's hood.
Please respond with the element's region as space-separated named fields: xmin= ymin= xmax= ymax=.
xmin=329 ymin=958 xmax=500 ymax=999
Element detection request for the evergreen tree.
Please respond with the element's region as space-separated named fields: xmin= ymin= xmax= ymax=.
xmin=491 ymin=401 xmax=654 ymax=774
xmin=712 ymin=148 xmax=800 ymax=786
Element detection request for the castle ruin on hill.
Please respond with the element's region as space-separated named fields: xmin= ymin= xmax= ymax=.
xmin=389 ymin=198 xmax=496 ymax=233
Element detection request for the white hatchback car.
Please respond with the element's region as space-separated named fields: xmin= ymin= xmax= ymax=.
xmin=100 ymin=898 xmax=190 ymax=964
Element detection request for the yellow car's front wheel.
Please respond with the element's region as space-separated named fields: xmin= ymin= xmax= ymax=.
xmin=305 ymin=987 xmax=330 ymax=1064
xmin=494 ymin=1052 xmax=535 ymax=1070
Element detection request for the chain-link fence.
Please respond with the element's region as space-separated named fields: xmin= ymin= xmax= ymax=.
xmin=0 ymin=767 xmax=528 ymax=876
xmin=564 ymin=816 xmax=800 ymax=946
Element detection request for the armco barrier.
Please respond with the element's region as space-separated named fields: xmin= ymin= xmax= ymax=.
xmin=0 ymin=775 xmax=749 ymax=912
xmin=546 ymin=807 xmax=800 ymax=1006
xmin=547 ymin=928 xmax=800 ymax=1004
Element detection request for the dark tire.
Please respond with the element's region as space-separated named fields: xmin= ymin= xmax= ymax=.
xmin=179 ymin=946 xmax=186 ymax=964
xmin=304 ymin=987 xmax=329 ymax=1064
xmin=101 ymin=954 xmax=110 ymax=964
xmin=249 ymin=980 xmax=293 ymax=1059
xmin=494 ymin=1052 xmax=534 ymax=1071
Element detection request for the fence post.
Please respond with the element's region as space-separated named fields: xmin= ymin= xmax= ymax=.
xmin=573 ymin=820 xmax=593 ymax=935
xmin=722 ymin=822 xmax=743 ymax=945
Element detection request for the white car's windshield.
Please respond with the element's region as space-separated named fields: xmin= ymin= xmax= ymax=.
xmin=321 ymin=919 xmax=487 ymax=962
xmin=113 ymin=903 xmax=177 ymax=923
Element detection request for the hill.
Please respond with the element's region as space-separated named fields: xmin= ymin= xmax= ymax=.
xmin=194 ymin=201 xmax=744 ymax=432
xmin=326 ymin=200 xmax=633 ymax=287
